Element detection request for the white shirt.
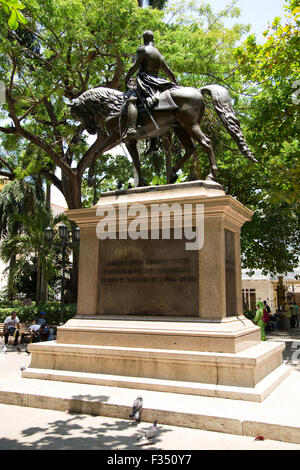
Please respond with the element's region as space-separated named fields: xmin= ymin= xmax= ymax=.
xmin=4 ymin=316 xmax=20 ymax=328
xmin=29 ymin=324 xmax=41 ymax=332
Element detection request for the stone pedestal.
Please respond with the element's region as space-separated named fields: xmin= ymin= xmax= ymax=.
xmin=24 ymin=181 xmax=289 ymax=401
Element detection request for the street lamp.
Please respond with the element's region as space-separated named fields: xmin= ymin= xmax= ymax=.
xmin=45 ymin=224 xmax=80 ymax=325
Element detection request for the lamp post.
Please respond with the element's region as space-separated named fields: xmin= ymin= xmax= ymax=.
xmin=45 ymin=224 xmax=80 ymax=325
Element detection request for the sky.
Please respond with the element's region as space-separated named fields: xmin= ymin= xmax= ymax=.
xmin=178 ymin=0 xmax=287 ymax=42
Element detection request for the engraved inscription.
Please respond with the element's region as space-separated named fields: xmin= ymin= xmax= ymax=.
xmin=98 ymin=237 xmax=198 ymax=317
xmin=100 ymin=257 xmax=196 ymax=284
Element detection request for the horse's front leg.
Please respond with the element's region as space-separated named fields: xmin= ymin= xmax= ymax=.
xmin=126 ymin=141 xmax=147 ymax=187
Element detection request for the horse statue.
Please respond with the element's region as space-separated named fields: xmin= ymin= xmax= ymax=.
xmin=69 ymin=83 xmax=257 ymax=187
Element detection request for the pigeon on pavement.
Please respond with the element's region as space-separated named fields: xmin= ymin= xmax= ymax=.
xmin=129 ymin=396 xmax=143 ymax=422
xmin=137 ymin=420 xmax=158 ymax=443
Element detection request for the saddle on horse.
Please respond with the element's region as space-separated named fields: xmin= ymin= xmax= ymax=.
xmin=121 ymin=74 xmax=178 ymax=145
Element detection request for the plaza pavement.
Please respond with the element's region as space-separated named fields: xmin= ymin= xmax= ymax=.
xmin=0 ymin=328 xmax=300 ymax=450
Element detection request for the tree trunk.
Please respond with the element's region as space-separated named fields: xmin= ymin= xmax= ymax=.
xmin=35 ymin=257 xmax=41 ymax=304
xmin=60 ymin=171 xmax=82 ymax=303
xmin=40 ymin=265 xmax=48 ymax=303
xmin=8 ymin=254 xmax=16 ymax=300
xmin=46 ymin=181 xmax=51 ymax=210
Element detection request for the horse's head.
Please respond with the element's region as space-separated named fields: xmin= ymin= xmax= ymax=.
xmin=69 ymin=87 xmax=123 ymax=134
xmin=69 ymin=99 xmax=98 ymax=135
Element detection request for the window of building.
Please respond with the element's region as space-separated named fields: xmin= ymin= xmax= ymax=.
xmin=242 ymin=288 xmax=256 ymax=311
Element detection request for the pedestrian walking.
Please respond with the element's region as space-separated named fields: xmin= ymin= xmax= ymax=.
xmin=254 ymin=302 xmax=267 ymax=341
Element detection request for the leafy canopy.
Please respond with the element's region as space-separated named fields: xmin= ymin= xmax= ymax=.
xmin=0 ymin=0 xmax=27 ymax=29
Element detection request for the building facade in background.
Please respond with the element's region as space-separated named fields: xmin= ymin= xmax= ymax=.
xmin=242 ymin=269 xmax=300 ymax=313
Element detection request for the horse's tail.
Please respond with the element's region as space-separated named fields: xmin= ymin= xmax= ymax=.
xmin=200 ymin=85 xmax=257 ymax=163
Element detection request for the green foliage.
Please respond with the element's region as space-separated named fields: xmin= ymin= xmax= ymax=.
xmin=0 ymin=179 xmax=44 ymax=237
xmin=234 ymin=0 xmax=300 ymax=207
xmin=0 ymin=301 xmax=77 ymax=323
xmin=228 ymin=0 xmax=300 ymax=274
xmin=0 ymin=209 xmax=65 ymax=293
xmin=0 ymin=0 xmax=298 ymax=278
xmin=82 ymin=153 xmax=134 ymax=206
xmin=243 ymin=310 xmax=256 ymax=321
xmin=0 ymin=0 xmax=27 ymax=30
xmin=0 ymin=178 xmax=68 ymax=300
xmin=241 ymin=200 xmax=300 ymax=275
xmin=235 ymin=2 xmax=300 ymax=83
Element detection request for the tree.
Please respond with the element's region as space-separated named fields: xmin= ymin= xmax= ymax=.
xmin=138 ymin=0 xmax=168 ymax=9
xmin=0 ymin=178 xmax=46 ymax=299
xmin=231 ymin=0 xmax=300 ymax=274
xmin=234 ymin=0 xmax=300 ymax=205
xmin=0 ymin=0 xmax=250 ymax=210
xmin=0 ymin=0 xmax=27 ymax=29
xmin=0 ymin=208 xmax=66 ymax=302
xmin=1 ymin=0 xmax=297 ymax=277
xmin=0 ymin=0 xmax=171 ymax=210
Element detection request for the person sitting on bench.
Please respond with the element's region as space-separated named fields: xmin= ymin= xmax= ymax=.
xmin=3 ymin=311 xmax=21 ymax=352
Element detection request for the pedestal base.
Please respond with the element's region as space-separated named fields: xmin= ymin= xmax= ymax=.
xmin=57 ymin=316 xmax=261 ymax=353
xmin=24 ymin=317 xmax=288 ymax=402
xmin=23 ymin=183 xmax=289 ymax=403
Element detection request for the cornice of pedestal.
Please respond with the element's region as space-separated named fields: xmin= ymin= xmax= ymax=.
xmin=67 ymin=181 xmax=253 ymax=230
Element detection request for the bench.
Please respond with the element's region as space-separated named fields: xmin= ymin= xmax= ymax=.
xmin=0 ymin=322 xmax=53 ymax=343
xmin=0 ymin=322 xmax=32 ymax=343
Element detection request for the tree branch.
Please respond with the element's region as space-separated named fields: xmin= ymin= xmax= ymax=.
xmin=65 ymin=123 xmax=84 ymax=165
xmin=77 ymin=132 xmax=112 ymax=179
xmin=39 ymin=169 xmax=63 ymax=193
xmin=0 ymin=170 xmax=14 ymax=180
xmin=44 ymin=99 xmax=64 ymax=156
xmin=0 ymin=126 xmax=16 ymax=134
xmin=0 ymin=156 xmax=16 ymax=175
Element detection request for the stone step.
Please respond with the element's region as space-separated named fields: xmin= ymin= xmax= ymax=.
xmin=22 ymin=363 xmax=290 ymax=402
xmin=0 ymin=367 xmax=299 ymax=444
xmin=56 ymin=316 xmax=261 ymax=353
xmin=26 ymin=340 xmax=285 ymax=392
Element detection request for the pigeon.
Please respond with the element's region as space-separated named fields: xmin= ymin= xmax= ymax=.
xmin=19 ymin=364 xmax=26 ymax=371
xmin=129 ymin=396 xmax=143 ymax=422
xmin=137 ymin=420 xmax=158 ymax=443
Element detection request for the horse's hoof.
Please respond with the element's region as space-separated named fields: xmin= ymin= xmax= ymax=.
xmin=205 ymin=172 xmax=215 ymax=182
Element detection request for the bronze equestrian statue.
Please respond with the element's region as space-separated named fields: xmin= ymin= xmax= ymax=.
xmin=123 ymin=29 xmax=178 ymax=154
xmin=70 ymin=31 xmax=257 ymax=187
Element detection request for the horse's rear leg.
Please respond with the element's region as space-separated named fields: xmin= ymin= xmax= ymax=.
xmin=170 ymin=127 xmax=196 ymax=183
xmin=126 ymin=142 xmax=147 ymax=187
xmin=191 ymin=124 xmax=218 ymax=179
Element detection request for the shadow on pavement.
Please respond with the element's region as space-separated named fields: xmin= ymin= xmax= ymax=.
xmin=0 ymin=413 xmax=170 ymax=450
xmin=266 ymin=327 xmax=300 ymax=372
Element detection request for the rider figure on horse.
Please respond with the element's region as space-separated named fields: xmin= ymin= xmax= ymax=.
xmin=124 ymin=30 xmax=178 ymax=152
